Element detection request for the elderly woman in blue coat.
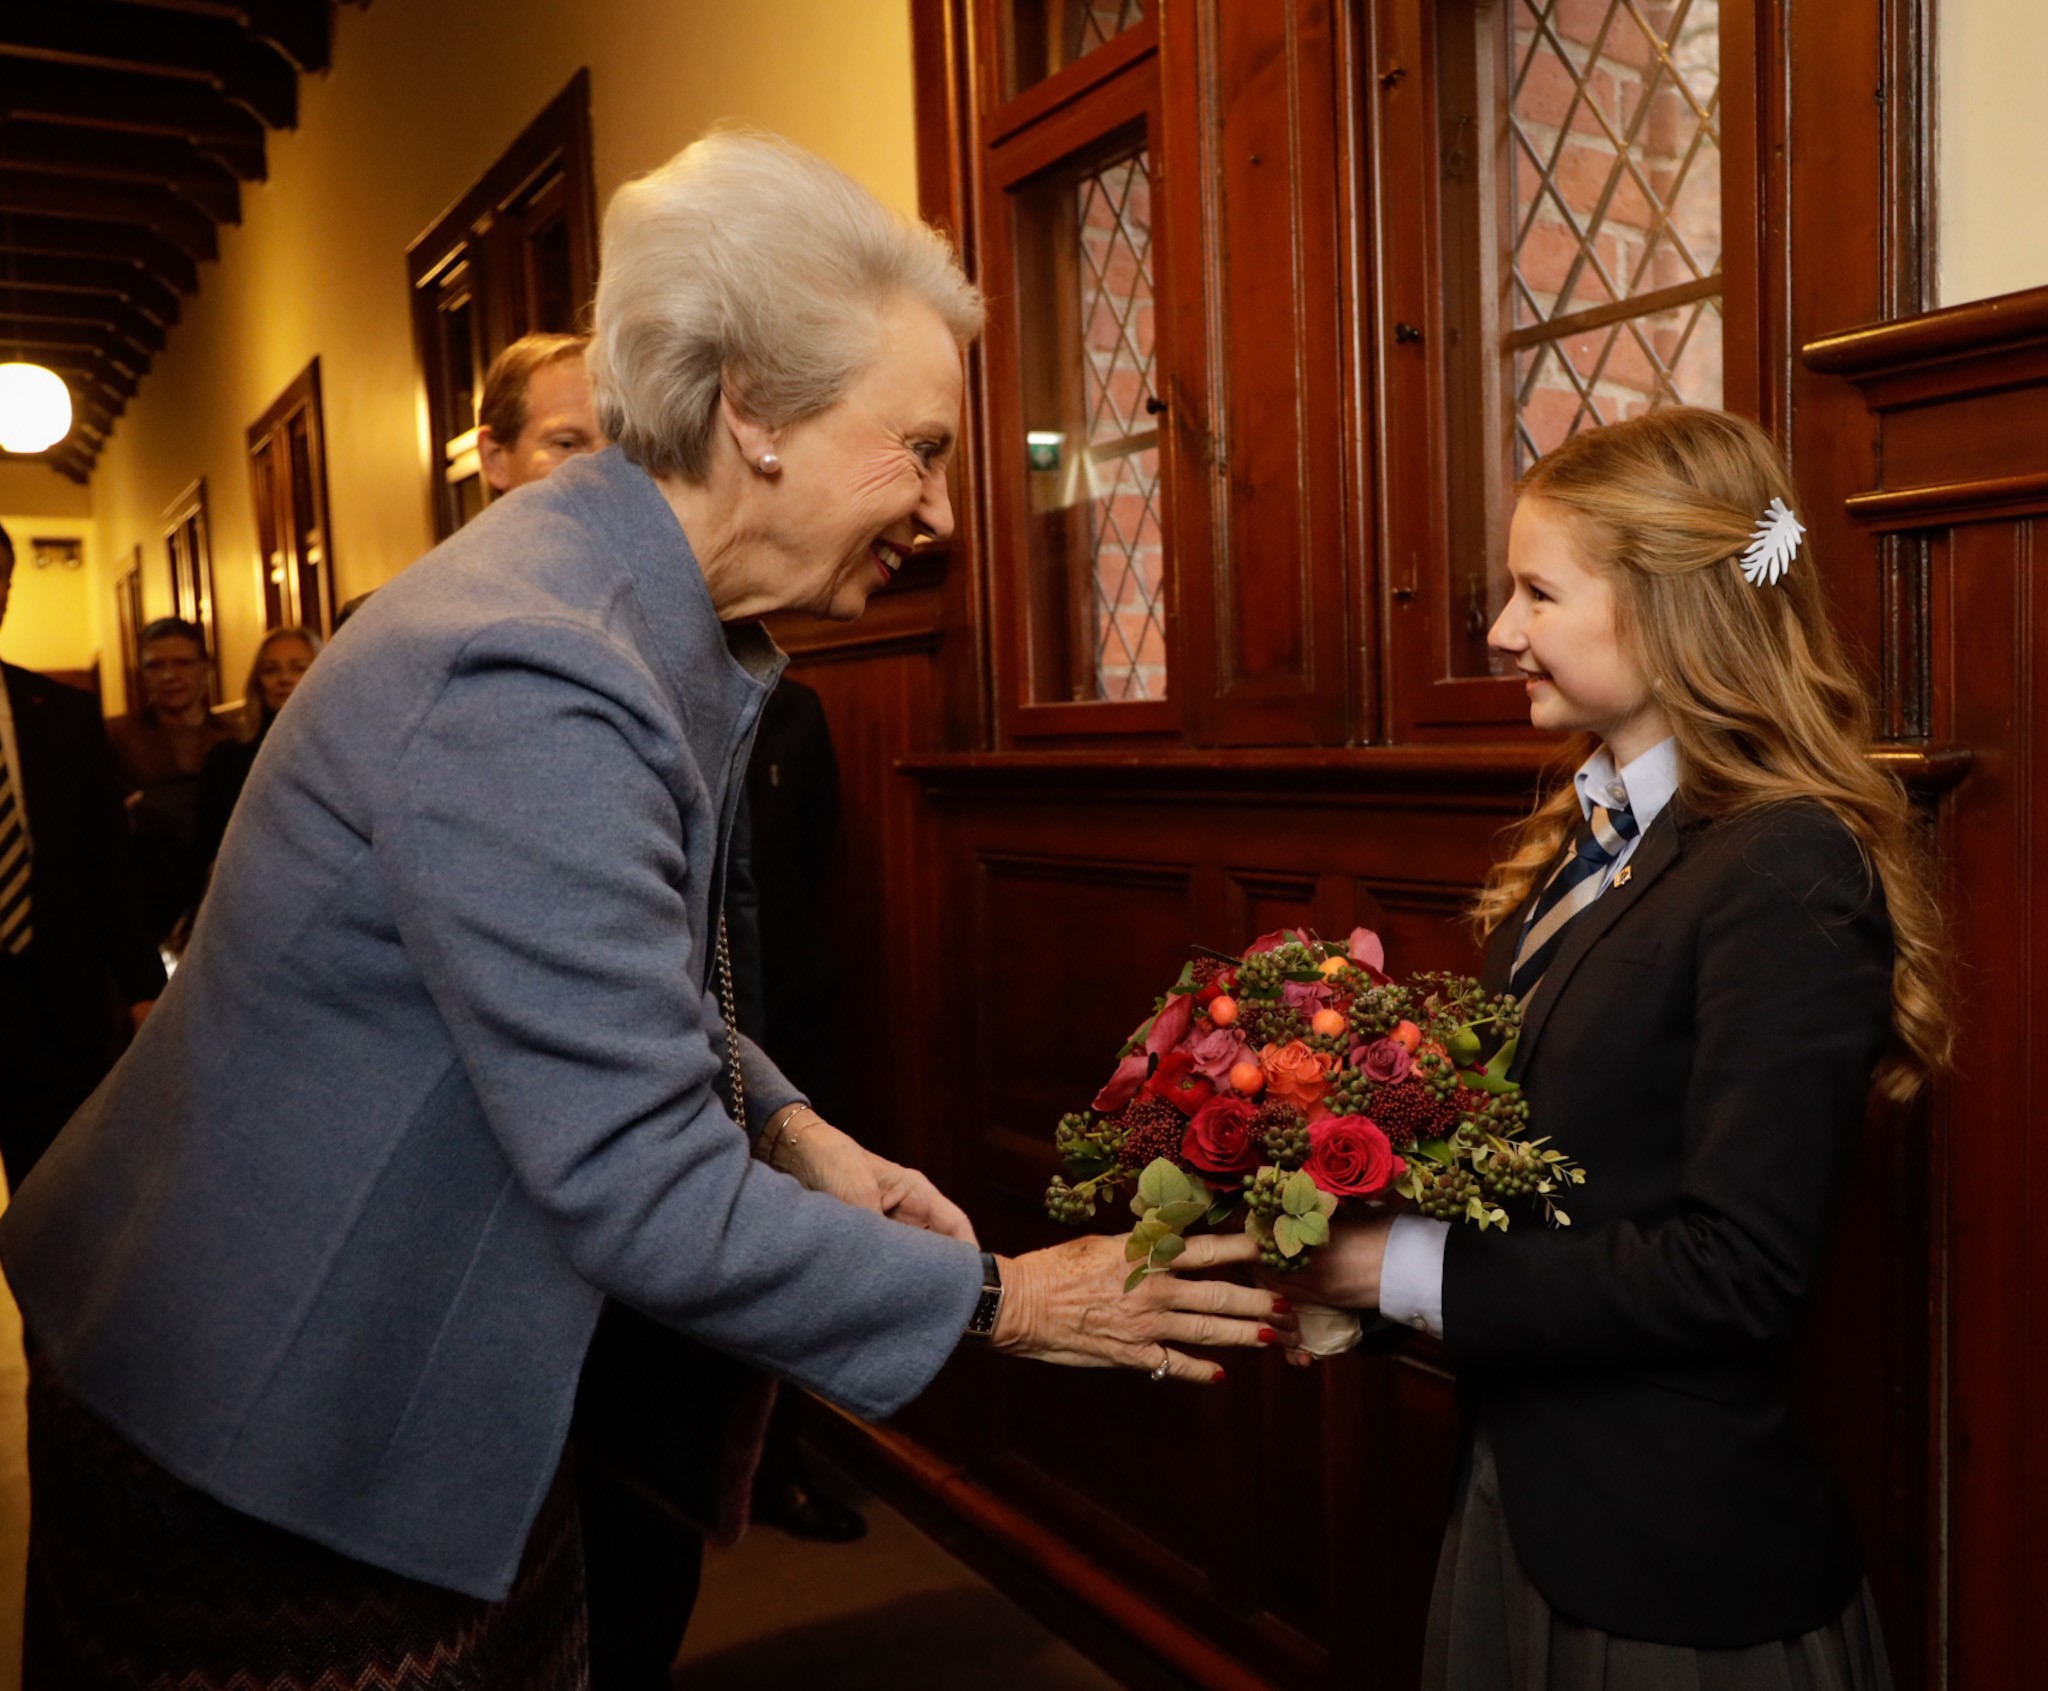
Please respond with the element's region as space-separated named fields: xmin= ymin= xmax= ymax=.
xmin=0 ymin=130 xmax=1282 ymax=1690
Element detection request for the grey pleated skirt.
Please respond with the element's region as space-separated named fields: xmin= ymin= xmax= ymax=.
xmin=1423 ymin=1436 xmax=1893 ymax=1691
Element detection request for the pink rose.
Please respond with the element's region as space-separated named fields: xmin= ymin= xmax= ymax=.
xmin=1092 ymin=1052 xmax=1151 ymax=1114
xmin=1356 ymin=1037 xmax=1414 ymax=1084
xmin=1180 ymin=1023 xmax=1250 ymax=1085
xmin=1181 ymin=1095 xmax=1263 ymax=1185
xmin=1304 ymin=1116 xmax=1405 ymax=1199
xmin=1281 ymin=979 xmax=1336 ymax=1013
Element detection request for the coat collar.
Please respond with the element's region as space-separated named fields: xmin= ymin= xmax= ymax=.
xmin=1488 ymin=797 xmax=1696 ymax=1077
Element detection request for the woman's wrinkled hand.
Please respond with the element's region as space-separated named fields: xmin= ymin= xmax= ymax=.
xmin=772 ymin=1111 xmax=977 ymax=1244
xmin=992 ymin=1232 xmax=1296 ymax=1384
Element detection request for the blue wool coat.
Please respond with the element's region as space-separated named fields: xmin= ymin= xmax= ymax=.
xmin=0 ymin=448 xmax=982 ymax=1599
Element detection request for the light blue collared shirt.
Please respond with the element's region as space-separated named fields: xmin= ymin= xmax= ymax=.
xmin=1377 ymin=737 xmax=1681 ymax=1340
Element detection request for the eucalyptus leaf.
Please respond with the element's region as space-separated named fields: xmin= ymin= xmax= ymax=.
xmin=1244 ymin=1209 xmax=1272 ymax=1247
xmin=1274 ymin=1214 xmax=1303 ymax=1257
xmin=1138 ymin=1159 xmax=1188 ymax=1209
xmin=1294 ymin=1209 xmax=1331 ymax=1248
xmin=1130 ymin=1193 xmax=1152 ymax=1219
xmin=1282 ymin=1170 xmax=1321 ymax=1217
xmin=1149 ymin=1233 xmax=1187 ymax=1268
xmin=1156 ymin=1199 xmax=1209 ymax=1230
xmin=1316 ymin=1190 xmax=1339 ymax=1218
xmin=1206 ymin=1192 xmax=1244 ymax=1226
xmin=1124 ymin=1264 xmax=1150 ymax=1293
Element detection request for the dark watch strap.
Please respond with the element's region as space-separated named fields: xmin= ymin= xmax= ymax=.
xmin=964 ymin=1251 xmax=1003 ymax=1341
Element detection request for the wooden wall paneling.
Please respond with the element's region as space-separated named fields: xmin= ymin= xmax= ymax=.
xmin=1803 ymin=284 xmax=2048 ymax=1687
xmin=1174 ymin=0 xmax=1354 ymax=748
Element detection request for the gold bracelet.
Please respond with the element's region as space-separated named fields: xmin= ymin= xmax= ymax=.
xmin=765 ymin=1103 xmax=825 ymax=1169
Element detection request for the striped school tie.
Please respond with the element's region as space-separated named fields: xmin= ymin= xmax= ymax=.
xmin=0 ymin=752 xmax=28 ymax=957
xmin=1508 ymin=801 xmax=1638 ymax=1001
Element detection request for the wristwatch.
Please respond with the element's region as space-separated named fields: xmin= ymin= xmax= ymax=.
xmin=964 ymin=1251 xmax=1004 ymax=1341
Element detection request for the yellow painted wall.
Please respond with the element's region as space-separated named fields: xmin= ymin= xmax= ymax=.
xmin=86 ymin=0 xmax=920 ymax=714
xmin=0 ymin=519 xmax=98 ymax=678
xmin=1939 ymin=0 xmax=2048 ymax=305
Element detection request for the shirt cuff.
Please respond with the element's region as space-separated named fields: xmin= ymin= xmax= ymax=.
xmin=1378 ymin=1214 xmax=1450 ymax=1339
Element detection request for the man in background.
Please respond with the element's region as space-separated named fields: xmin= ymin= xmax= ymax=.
xmin=105 ymin=616 xmax=232 ymax=943
xmin=477 ymin=332 xmax=603 ymax=496
xmin=0 ymin=522 xmax=164 ymax=1186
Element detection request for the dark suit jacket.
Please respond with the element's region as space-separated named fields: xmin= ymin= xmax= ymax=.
xmin=2 ymin=662 xmax=163 ymax=1055
xmin=1443 ymin=799 xmax=1893 ymax=1646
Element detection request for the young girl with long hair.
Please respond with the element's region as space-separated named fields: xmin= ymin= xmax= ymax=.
xmin=1288 ymin=407 xmax=1945 ymax=1686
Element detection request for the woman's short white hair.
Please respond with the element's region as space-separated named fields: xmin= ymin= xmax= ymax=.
xmin=590 ymin=128 xmax=983 ymax=482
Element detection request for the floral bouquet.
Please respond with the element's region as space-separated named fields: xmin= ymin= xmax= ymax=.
xmin=1044 ymin=928 xmax=1583 ymax=1352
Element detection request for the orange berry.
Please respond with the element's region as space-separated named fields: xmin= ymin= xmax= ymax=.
xmin=1390 ymin=1019 xmax=1422 ymax=1052
xmin=1229 ymin=1061 xmax=1265 ymax=1095
xmin=1311 ymin=1008 xmax=1347 ymax=1037
xmin=1318 ymin=956 xmax=1349 ymax=978
xmin=1208 ymin=995 xmax=1239 ymax=1027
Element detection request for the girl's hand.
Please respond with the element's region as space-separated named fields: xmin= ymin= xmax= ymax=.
xmin=1255 ymin=1214 xmax=1398 ymax=1366
xmin=992 ymin=1233 xmax=1297 ymax=1383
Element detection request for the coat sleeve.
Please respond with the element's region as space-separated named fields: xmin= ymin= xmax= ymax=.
xmin=1441 ymin=811 xmax=1896 ymax=1370
xmin=372 ymin=625 xmax=979 ymax=1419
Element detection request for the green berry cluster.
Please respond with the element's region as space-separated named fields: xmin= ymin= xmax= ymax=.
xmin=1235 ymin=940 xmax=1317 ymax=1000
xmin=1346 ymin=983 xmax=1415 ymax=1042
xmin=1043 ymin=1175 xmax=1101 ymax=1223
xmin=1411 ymin=1162 xmax=1480 ymax=1222
xmin=1242 ymin=1002 xmax=1307 ymax=1049
xmin=1259 ymin=1118 xmax=1312 ymax=1169
xmin=1240 ymin=1166 xmax=1312 ymax=1273
xmin=1478 ymin=1145 xmax=1546 ymax=1203
xmin=1323 ymin=1068 xmax=1376 ymax=1117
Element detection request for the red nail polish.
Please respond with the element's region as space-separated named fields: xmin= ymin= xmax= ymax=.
xmin=1258 ymin=1326 xmax=1278 ymax=1345
xmin=1271 ymin=1297 xmax=1293 ymax=1315
xmin=1211 ymin=1367 xmax=1227 ymax=1384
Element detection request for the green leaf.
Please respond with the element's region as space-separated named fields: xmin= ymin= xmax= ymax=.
xmin=1293 ymin=1209 xmax=1331 ymax=1248
xmin=1483 ymin=1034 xmax=1519 ymax=1081
xmin=1274 ymin=1214 xmax=1303 ymax=1257
xmin=1138 ymin=1159 xmax=1190 ymax=1209
xmin=1465 ymin=1195 xmax=1492 ymax=1228
xmin=1395 ymin=1168 xmax=1422 ymax=1201
xmin=1171 ymin=960 xmax=1197 ymax=993
xmin=1149 ymin=1233 xmax=1187 ymax=1268
xmin=1206 ymin=1191 xmax=1244 ymax=1226
xmin=1130 ymin=1192 xmax=1151 ymax=1219
xmin=1244 ymin=1209 xmax=1272 ymax=1247
xmin=1282 ymin=1170 xmax=1321 ymax=1217
xmin=1316 ymin=1189 xmax=1339 ymax=1218
xmin=1412 ymin=1137 xmax=1455 ymax=1166
xmin=1552 ymin=1209 xmax=1572 ymax=1226
xmin=1447 ymin=1027 xmax=1481 ymax=1062
xmin=1126 ymin=1218 xmax=1168 ymax=1261
xmin=1155 ymin=1198 xmax=1209 ymax=1230
xmin=1124 ymin=1264 xmax=1151 ymax=1293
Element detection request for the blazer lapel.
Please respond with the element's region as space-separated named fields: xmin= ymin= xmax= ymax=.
xmin=1511 ymin=802 xmax=1689 ymax=1076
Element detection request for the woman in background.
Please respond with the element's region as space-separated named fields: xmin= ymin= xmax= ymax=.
xmin=194 ymin=625 xmax=322 ymax=873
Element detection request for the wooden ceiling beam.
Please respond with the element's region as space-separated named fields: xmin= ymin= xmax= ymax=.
xmin=118 ymin=0 xmax=331 ymax=76
xmin=0 ymin=253 xmax=181 ymax=326
xmin=0 ymin=287 xmax=166 ymax=359
xmin=0 ymin=445 xmax=92 ymax=485
xmin=0 ymin=171 xmax=219 ymax=263
xmin=18 ymin=345 xmax=140 ymax=404
xmin=0 ymin=122 xmax=241 ymax=224
xmin=2 ymin=213 xmax=199 ymax=295
xmin=8 ymin=327 xmax=150 ymax=387
xmin=0 ymin=62 xmax=268 ymax=181
xmin=0 ymin=6 xmax=297 ymax=129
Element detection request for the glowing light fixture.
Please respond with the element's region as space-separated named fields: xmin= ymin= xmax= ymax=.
xmin=0 ymin=362 xmax=71 ymax=454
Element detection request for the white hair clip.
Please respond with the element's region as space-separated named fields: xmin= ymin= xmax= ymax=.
xmin=1739 ymin=497 xmax=1804 ymax=587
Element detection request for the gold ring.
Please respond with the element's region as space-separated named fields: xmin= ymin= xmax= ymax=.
xmin=1148 ymin=1348 xmax=1171 ymax=1382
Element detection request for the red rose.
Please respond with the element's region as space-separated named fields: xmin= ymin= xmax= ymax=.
xmin=1304 ymin=1116 xmax=1405 ymax=1199
xmin=1181 ymin=1095 xmax=1262 ymax=1185
xmin=1146 ymin=1050 xmax=1214 ymax=1115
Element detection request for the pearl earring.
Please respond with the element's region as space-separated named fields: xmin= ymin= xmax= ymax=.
xmin=758 ymin=453 xmax=781 ymax=475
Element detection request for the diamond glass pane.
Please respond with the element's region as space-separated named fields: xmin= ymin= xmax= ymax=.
xmin=1510 ymin=0 xmax=1724 ymax=456
xmin=1007 ymin=0 xmax=1148 ymax=98
xmin=1014 ymin=145 xmax=1166 ymax=705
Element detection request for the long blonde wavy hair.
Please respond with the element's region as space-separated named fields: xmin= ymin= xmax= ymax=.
xmin=1470 ymin=407 xmax=1949 ymax=1102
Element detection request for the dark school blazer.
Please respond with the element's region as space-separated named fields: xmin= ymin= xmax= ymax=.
xmin=1443 ymin=798 xmax=1894 ymax=1647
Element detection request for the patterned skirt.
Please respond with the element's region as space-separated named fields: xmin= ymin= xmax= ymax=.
xmin=22 ymin=1359 xmax=589 ymax=1691
xmin=1423 ymin=1435 xmax=1893 ymax=1691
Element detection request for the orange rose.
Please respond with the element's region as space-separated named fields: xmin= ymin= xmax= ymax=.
xmin=1259 ymin=1039 xmax=1334 ymax=1111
